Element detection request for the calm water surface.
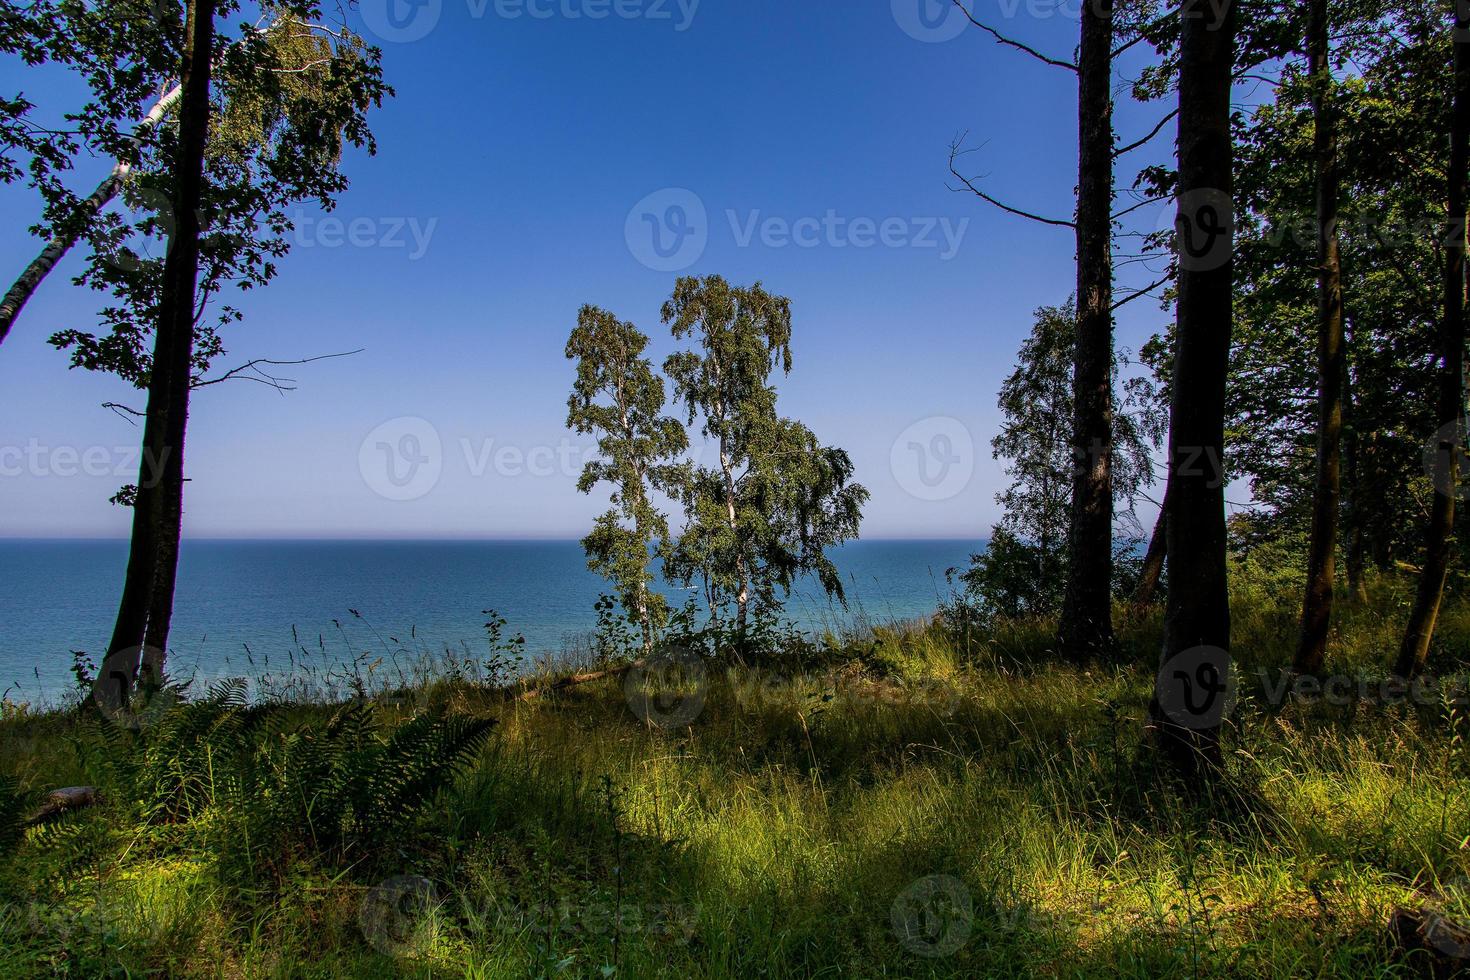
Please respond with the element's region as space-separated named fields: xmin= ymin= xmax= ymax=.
xmin=0 ymin=539 xmax=979 ymax=701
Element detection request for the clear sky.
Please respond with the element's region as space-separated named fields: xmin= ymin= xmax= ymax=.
xmin=0 ymin=0 xmax=1179 ymax=539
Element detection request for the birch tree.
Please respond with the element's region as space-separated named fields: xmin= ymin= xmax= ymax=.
xmin=661 ymin=275 xmax=868 ymax=647
xmin=566 ymin=306 xmax=688 ymax=655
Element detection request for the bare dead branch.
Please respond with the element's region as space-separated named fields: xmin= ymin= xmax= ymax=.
xmin=102 ymin=402 xmax=145 ymax=423
xmin=952 ymin=0 xmax=1078 ymax=72
xmin=192 ymin=349 xmax=364 ymax=392
xmin=1111 ymin=273 xmax=1172 ymax=311
xmin=512 ymin=661 xmax=641 ymax=702
xmin=948 ymin=139 xmax=1075 ymax=229
xmin=1112 ymin=193 xmax=1169 ymax=222
xmin=1115 ymin=108 xmax=1179 ymax=158
xmin=26 ymin=786 xmax=100 ymax=826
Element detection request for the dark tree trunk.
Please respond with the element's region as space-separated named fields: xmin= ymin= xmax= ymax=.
xmin=1149 ymin=0 xmax=1235 ymax=776
xmin=1059 ymin=0 xmax=1117 ymax=661
xmin=1396 ymin=6 xmax=1468 ymax=678
xmin=1294 ymin=0 xmax=1346 ymax=677
xmin=1342 ymin=367 xmax=1369 ymax=603
xmin=140 ymin=0 xmax=215 ymax=679
xmin=1132 ymin=482 xmax=1169 ymax=608
xmin=101 ymin=446 xmax=163 ymax=703
xmin=104 ymin=0 xmax=215 ymax=692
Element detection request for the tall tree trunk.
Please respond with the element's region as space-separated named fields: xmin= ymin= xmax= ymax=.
xmin=104 ymin=0 xmax=215 ymax=691
xmin=633 ymin=489 xmax=655 ymax=656
xmin=139 ymin=0 xmax=216 ymax=679
xmin=636 ymin=589 xmax=654 ymax=655
xmin=1060 ymin=0 xmax=1117 ymax=661
xmin=718 ymin=437 xmax=749 ymax=634
xmin=1342 ymin=365 xmax=1369 ymax=603
xmin=1149 ymin=0 xmax=1235 ymax=776
xmin=100 ymin=445 xmax=165 ymax=705
xmin=1132 ymin=482 xmax=1170 ymax=608
xmin=1396 ymin=6 xmax=1469 ymax=678
xmin=1294 ymin=0 xmax=1346 ymax=677
xmin=0 ymin=86 xmax=185 ymax=346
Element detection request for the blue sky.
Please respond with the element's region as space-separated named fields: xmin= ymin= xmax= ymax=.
xmin=0 ymin=0 xmax=1179 ymax=539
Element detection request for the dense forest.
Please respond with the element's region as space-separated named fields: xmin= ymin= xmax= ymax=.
xmin=0 ymin=0 xmax=1467 ymax=976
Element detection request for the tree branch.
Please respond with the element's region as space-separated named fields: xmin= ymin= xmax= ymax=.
xmin=952 ymin=0 xmax=1078 ymax=72
xmin=1112 ymin=193 xmax=1169 ymax=222
xmin=1111 ymin=274 xmax=1172 ymax=311
xmin=1114 ymin=108 xmax=1179 ymax=158
xmin=948 ymin=140 xmax=1075 ymax=229
xmin=102 ymin=402 xmax=146 ymax=423
xmin=1110 ymin=4 xmax=1183 ymax=59
xmin=192 ymin=348 xmax=363 ymax=392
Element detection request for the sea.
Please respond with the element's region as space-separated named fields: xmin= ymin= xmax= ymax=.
xmin=0 ymin=538 xmax=980 ymax=703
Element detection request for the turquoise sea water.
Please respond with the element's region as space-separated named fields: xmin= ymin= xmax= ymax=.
xmin=0 ymin=539 xmax=979 ymax=702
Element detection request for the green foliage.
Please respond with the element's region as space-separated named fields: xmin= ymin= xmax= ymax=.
xmin=591 ymin=593 xmax=641 ymax=664
xmin=566 ymin=306 xmax=688 ymax=652
xmin=958 ymin=302 xmax=1161 ymax=624
xmin=660 ymin=275 xmax=869 ymax=643
xmin=208 ymin=702 xmax=495 ymax=880
xmin=41 ymin=2 xmax=389 ymax=390
xmin=1140 ymin=0 xmax=1464 ymax=573
xmin=481 ymin=608 xmax=526 ymax=684
xmin=0 ymin=773 xmax=24 ymax=855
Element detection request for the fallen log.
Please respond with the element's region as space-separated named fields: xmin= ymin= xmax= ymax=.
xmin=509 ymin=661 xmax=644 ymax=702
xmin=25 ymin=786 xmax=100 ymax=826
xmin=1389 ymin=905 xmax=1470 ymax=977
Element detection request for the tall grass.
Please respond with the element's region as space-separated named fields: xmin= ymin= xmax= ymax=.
xmin=0 ymin=573 xmax=1466 ymax=977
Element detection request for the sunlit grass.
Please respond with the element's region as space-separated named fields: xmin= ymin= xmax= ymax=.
xmin=0 ymin=579 xmax=1466 ymax=977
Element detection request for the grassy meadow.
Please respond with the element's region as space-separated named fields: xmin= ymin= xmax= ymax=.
xmin=0 ymin=565 xmax=1467 ymax=978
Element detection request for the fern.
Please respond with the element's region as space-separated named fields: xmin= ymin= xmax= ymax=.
xmin=212 ymin=704 xmax=495 ymax=880
xmin=0 ymin=773 xmax=24 ymax=854
xmin=130 ymin=678 xmax=249 ymax=824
